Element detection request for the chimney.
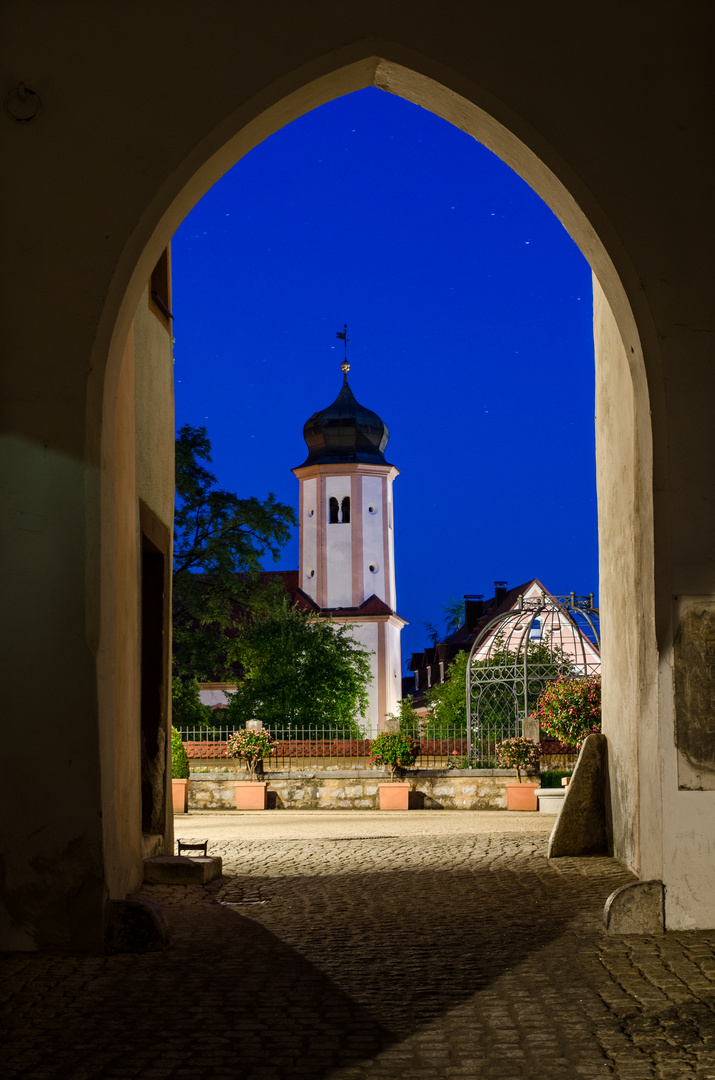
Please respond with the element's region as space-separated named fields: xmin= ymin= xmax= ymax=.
xmin=494 ymin=581 xmax=508 ymax=608
xmin=463 ymin=594 xmax=484 ymax=630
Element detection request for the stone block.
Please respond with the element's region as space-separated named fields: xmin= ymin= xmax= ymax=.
xmin=143 ymin=855 xmax=222 ymax=885
xmin=536 ymin=788 xmax=566 ymax=814
xmin=603 ymin=880 xmax=665 ymax=934
xmin=104 ymin=898 xmax=169 ymax=954
xmin=548 ymin=733 xmax=609 ymax=857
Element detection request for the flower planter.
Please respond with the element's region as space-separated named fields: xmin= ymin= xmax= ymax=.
xmin=172 ymin=778 xmax=189 ymax=813
xmin=536 ymin=787 xmax=566 ymax=814
xmin=234 ymin=781 xmax=268 ymax=810
xmin=505 ymin=781 xmax=539 ymax=811
xmin=378 ymin=782 xmax=410 ymax=810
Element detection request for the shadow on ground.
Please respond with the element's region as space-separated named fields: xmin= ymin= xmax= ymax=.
xmin=2 ymin=844 xmax=635 ymax=1079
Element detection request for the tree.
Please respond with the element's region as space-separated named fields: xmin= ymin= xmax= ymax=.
xmin=423 ymin=594 xmax=464 ymax=645
xmin=225 ymin=602 xmax=372 ymax=732
xmin=424 ymin=650 xmax=470 ymax=730
xmin=171 ymin=676 xmax=214 ymax=730
xmin=385 ymin=696 xmax=421 ymax=733
xmin=173 ymin=425 xmax=296 ymax=680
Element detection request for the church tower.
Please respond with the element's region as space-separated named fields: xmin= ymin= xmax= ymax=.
xmin=292 ymin=353 xmax=405 ymax=734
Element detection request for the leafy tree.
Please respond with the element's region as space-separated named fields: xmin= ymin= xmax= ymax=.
xmin=385 ymin=696 xmax=421 ymax=734
xmin=424 ymin=650 xmax=470 ymax=730
xmin=225 ymin=602 xmax=372 ymax=732
xmin=171 ymin=676 xmax=214 ymax=730
xmin=423 ymin=595 xmax=464 ymax=645
xmin=173 ymin=425 xmax=296 ymax=680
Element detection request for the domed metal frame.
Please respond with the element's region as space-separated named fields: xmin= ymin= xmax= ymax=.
xmin=465 ymin=592 xmax=600 ymax=762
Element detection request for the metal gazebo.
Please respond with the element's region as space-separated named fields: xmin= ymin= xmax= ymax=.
xmin=465 ymin=592 xmax=600 ymax=763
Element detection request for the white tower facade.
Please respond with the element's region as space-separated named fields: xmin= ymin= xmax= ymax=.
xmin=293 ymin=362 xmax=405 ymax=735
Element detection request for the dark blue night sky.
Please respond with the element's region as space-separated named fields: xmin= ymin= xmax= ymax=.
xmin=171 ymin=87 xmax=597 ymax=664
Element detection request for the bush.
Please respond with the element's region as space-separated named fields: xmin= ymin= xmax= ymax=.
xmin=532 ymin=676 xmax=601 ymax=749
xmin=495 ymin=736 xmax=541 ymax=782
xmin=370 ymin=732 xmax=420 ymax=778
xmin=227 ymin=728 xmax=275 ymax=779
xmin=171 ymin=726 xmax=190 ymax=779
xmin=539 ymin=769 xmax=573 ymax=789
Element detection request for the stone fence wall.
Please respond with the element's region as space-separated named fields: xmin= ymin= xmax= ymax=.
xmin=187 ymin=769 xmax=536 ymax=811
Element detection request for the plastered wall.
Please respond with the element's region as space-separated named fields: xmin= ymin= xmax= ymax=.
xmin=1 ymin=2 xmax=713 ymax=943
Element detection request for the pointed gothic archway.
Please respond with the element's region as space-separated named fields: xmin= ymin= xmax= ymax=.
xmin=13 ymin=16 xmax=709 ymax=951
xmin=97 ymin=48 xmax=657 ymax=919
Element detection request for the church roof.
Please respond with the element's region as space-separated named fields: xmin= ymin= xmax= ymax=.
xmin=296 ymin=365 xmax=392 ymax=468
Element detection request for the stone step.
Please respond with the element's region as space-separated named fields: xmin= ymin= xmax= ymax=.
xmin=143 ymin=855 xmax=222 ymax=885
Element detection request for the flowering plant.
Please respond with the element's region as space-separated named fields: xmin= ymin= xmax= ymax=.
xmin=531 ymin=676 xmax=601 ymax=750
xmin=227 ymin=728 xmax=275 ymax=780
xmin=495 ymin=736 xmax=541 ymax=782
xmin=369 ymin=732 xmax=420 ymax=778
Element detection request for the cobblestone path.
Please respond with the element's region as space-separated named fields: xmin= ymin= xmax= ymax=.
xmin=3 ymin=819 xmax=715 ymax=1079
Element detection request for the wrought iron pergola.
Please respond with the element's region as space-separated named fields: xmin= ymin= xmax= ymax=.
xmin=465 ymin=592 xmax=600 ymax=761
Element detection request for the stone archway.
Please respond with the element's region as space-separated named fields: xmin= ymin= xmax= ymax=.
xmin=5 ymin=9 xmax=711 ymax=949
xmin=101 ymin=50 xmax=656 ymax=898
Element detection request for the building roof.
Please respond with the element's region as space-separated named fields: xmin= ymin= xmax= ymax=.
xmin=408 ymin=579 xmax=544 ymax=673
xmin=192 ymin=569 xmax=397 ymax=618
xmin=296 ymin=366 xmax=392 ymax=468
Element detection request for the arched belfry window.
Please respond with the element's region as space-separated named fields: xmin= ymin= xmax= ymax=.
xmin=329 ymin=495 xmax=350 ymax=524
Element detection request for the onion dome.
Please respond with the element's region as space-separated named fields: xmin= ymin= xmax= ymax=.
xmin=297 ymin=362 xmax=392 ymax=467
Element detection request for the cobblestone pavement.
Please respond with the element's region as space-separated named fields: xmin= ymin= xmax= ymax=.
xmin=3 ymin=812 xmax=715 ymax=1080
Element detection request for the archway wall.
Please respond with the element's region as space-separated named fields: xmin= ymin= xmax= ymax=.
xmin=98 ymin=286 xmax=176 ymax=908
xmin=1 ymin=4 xmax=712 ymax=946
xmin=593 ymin=278 xmax=657 ymax=877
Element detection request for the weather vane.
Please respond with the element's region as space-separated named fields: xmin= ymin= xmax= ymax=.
xmin=336 ymin=324 xmax=350 ymax=372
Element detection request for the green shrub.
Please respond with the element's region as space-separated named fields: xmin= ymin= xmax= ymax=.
xmin=171 ymin=726 xmax=190 ymax=779
xmin=369 ymin=732 xmax=420 ymax=778
xmin=447 ymin=755 xmax=497 ymax=770
xmin=539 ymin=769 xmax=573 ymax=789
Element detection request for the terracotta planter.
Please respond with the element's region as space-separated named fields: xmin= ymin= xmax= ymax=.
xmin=234 ymin=781 xmax=268 ymax=810
xmin=172 ymin=778 xmax=189 ymax=813
xmin=505 ymin=781 xmax=539 ymax=811
xmin=378 ymin=782 xmax=410 ymax=810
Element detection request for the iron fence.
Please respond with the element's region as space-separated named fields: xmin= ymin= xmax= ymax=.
xmin=176 ymin=724 xmax=515 ymax=771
